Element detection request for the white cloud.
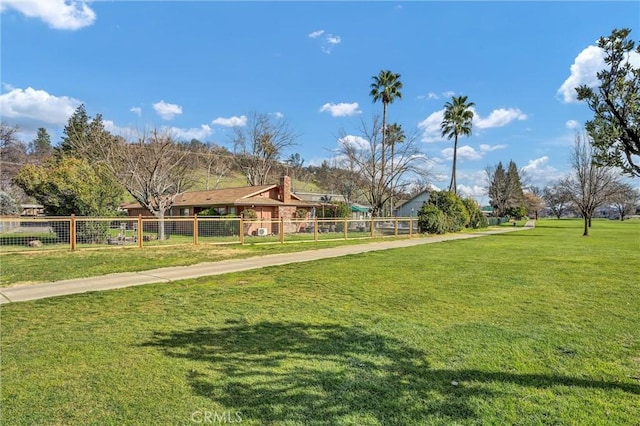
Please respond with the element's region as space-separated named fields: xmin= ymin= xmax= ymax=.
xmin=419 ymin=107 xmax=525 ymax=142
xmin=130 ymin=107 xmax=142 ymax=117
xmin=271 ymin=112 xmax=284 ymax=119
xmin=212 ymin=115 xmax=247 ymax=127
xmin=473 ymin=108 xmax=527 ymax=129
xmin=418 ymin=109 xmax=445 ymax=142
xmin=556 ymin=44 xmax=639 ymax=103
xmin=337 ymin=134 xmax=369 ymax=151
xmin=479 ymin=143 xmax=508 ymax=152
xmin=565 ymin=119 xmax=580 ymax=129
xmin=103 ymin=120 xmax=134 ymax=137
xmin=153 ymin=100 xmax=182 ymax=120
xmin=309 ymin=29 xmax=342 ymax=54
xmin=457 ymin=184 xmax=487 ymax=199
xmin=326 ymin=35 xmax=341 ymax=45
xmin=308 ymin=30 xmax=324 ymax=38
xmin=521 ymin=156 xmax=549 ymax=173
xmin=166 ymin=124 xmax=213 ymax=141
xmin=0 ymin=0 xmax=96 ymax=30
xmin=441 ymin=145 xmax=482 ymax=161
xmin=557 ymin=45 xmax=606 ymax=103
xmin=0 ymin=86 xmax=81 ymax=125
xmin=442 ymin=91 xmax=455 ymax=98
xmin=520 ymin=156 xmax=563 ymax=186
xmin=418 ymin=92 xmax=439 ymax=100
xmin=103 ymin=121 xmax=213 ymax=142
xmin=319 ymin=102 xmax=361 ymax=117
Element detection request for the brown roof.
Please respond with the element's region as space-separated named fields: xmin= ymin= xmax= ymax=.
xmin=121 ymin=184 xmax=316 ymax=210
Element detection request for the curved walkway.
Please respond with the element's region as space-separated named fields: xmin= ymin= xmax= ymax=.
xmin=0 ymin=223 xmax=535 ymax=304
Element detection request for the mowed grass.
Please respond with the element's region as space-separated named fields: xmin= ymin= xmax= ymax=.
xmin=0 ymin=236 xmax=409 ymax=287
xmin=1 ymin=219 xmax=639 ymax=425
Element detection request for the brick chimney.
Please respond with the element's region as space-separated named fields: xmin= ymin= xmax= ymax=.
xmin=280 ymin=175 xmax=291 ymax=204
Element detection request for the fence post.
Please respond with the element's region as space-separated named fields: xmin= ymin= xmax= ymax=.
xmin=70 ymin=214 xmax=76 ymax=251
xmin=137 ymin=214 xmax=143 ymax=248
xmin=193 ymin=215 xmax=198 ymax=246
xmin=239 ymin=217 xmax=244 ymax=245
xmin=314 ymin=217 xmax=318 ymax=241
xmin=280 ymin=216 xmax=285 ymax=244
xmin=409 ymin=217 xmax=413 ymax=237
xmin=394 ymin=216 xmax=399 ymax=236
xmin=344 ymin=217 xmax=348 ymax=240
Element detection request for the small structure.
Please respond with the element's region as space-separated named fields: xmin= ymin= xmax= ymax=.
xmin=393 ymin=190 xmax=431 ymax=217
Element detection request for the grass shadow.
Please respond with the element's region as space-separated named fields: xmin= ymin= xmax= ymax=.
xmin=142 ymin=321 xmax=639 ymax=424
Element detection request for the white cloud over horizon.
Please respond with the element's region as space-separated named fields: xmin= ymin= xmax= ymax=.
xmin=166 ymin=124 xmax=213 ymax=141
xmin=319 ymin=102 xmax=361 ymax=117
xmin=337 ymin=134 xmax=369 ymax=151
xmin=103 ymin=120 xmax=213 ymax=142
xmin=520 ymin=156 xmax=564 ymax=185
xmin=153 ymin=100 xmax=182 ymax=120
xmin=457 ymin=184 xmax=487 ymax=199
xmin=0 ymin=86 xmax=81 ymax=126
xmin=212 ymin=115 xmax=247 ymax=127
xmin=0 ymin=0 xmax=96 ymax=30
xmin=419 ymin=107 xmax=526 ymax=142
xmin=441 ymin=145 xmax=482 ymax=161
xmin=130 ymin=107 xmax=142 ymax=117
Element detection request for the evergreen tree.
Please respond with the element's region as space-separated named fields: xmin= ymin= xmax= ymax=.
xmin=30 ymin=127 xmax=53 ymax=161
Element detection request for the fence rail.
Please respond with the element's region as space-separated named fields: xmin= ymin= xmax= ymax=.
xmin=0 ymin=215 xmax=419 ymax=252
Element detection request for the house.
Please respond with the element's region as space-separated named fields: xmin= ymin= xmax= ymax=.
xmin=122 ymin=175 xmax=317 ymax=235
xmin=393 ymin=189 xmax=431 ymax=217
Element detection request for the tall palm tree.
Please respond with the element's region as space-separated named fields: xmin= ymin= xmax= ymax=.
xmin=385 ymin=123 xmax=405 ymax=215
xmin=370 ymin=70 xmax=403 ymax=214
xmin=441 ymin=95 xmax=475 ymax=194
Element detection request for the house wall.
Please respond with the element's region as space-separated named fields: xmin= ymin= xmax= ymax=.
xmin=395 ymin=192 xmax=430 ymax=217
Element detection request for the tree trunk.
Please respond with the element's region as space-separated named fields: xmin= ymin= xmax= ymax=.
xmin=588 ymin=217 xmax=592 ymax=228
xmin=449 ymin=133 xmax=458 ymax=193
xmin=157 ymin=210 xmax=166 ymax=240
xmin=583 ymin=216 xmax=589 ymax=236
xmin=380 ymin=102 xmax=387 ymax=213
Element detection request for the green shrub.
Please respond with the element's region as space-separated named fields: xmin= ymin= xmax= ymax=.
xmin=463 ymin=198 xmax=489 ymax=229
xmin=417 ymin=204 xmax=446 ymax=234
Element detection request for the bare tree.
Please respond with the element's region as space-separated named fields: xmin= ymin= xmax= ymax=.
xmin=197 ymin=144 xmax=232 ymax=190
xmin=543 ymin=184 xmax=573 ymax=219
xmin=231 ymin=113 xmax=298 ymax=186
xmin=0 ymin=122 xmax=28 ymax=193
xmin=336 ymin=116 xmax=430 ymax=216
xmin=609 ymin=182 xmax=640 ymax=220
xmin=106 ymin=130 xmax=195 ymax=240
xmin=560 ymin=132 xmax=620 ymax=236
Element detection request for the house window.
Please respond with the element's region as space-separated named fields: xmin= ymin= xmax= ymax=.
xmin=228 ymin=207 xmax=236 ymax=215
xmin=180 ymin=208 xmax=190 ymax=216
xmin=217 ymin=207 xmax=227 ymax=215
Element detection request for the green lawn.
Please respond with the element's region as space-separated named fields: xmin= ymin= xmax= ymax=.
xmin=1 ymin=219 xmax=639 ymax=425
xmin=0 ymin=236 xmax=414 ymax=287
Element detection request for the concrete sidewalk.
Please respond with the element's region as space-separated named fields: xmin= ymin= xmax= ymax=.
xmin=0 ymin=225 xmax=534 ymax=304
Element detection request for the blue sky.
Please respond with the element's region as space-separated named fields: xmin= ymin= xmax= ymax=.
xmin=1 ymin=1 xmax=638 ymax=201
